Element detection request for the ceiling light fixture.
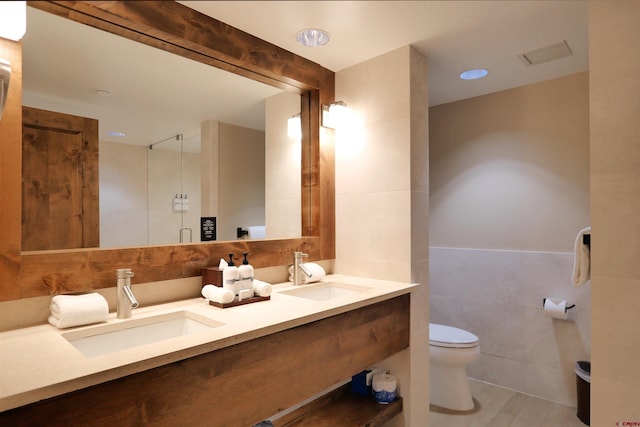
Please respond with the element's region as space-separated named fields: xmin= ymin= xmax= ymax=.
xmin=108 ymin=131 xmax=125 ymax=137
xmin=295 ymin=28 xmax=330 ymax=47
xmin=459 ymin=68 xmax=489 ymax=80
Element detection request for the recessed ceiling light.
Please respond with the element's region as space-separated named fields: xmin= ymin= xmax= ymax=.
xmin=295 ymin=28 xmax=330 ymax=47
xmin=108 ymin=131 xmax=125 ymax=137
xmin=459 ymin=68 xmax=489 ymax=80
xmin=96 ymin=89 xmax=111 ymax=96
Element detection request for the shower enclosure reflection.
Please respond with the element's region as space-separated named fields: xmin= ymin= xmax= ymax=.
xmin=147 ymin=134 xmax=201 ymax=245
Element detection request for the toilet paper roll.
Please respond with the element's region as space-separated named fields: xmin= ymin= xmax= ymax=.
xmin=543 ymin=298 xmax=568 ymax=320
xmin=372 ymin=372 xmax=397 ymax=404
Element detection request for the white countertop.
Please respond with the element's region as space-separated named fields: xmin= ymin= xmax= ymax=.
xmin=0 ymin=275 xmax=416 ymax=412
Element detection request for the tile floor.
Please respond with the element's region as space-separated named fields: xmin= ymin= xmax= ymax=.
xmin=429 ymin=379 xmax=588 ymax=427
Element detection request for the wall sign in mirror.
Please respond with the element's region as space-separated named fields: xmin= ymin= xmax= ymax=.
xmin=22 ymin=7 xmax=302 ymax=249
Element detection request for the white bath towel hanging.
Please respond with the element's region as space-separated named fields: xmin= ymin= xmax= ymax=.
xmin=572 ymin=226 xmax=591 ymax=287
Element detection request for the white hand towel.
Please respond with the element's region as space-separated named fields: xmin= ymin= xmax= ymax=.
xmin=572 ymin=226 xmax=591 ymax=287
xmin=253 ymin=280 xmax=272 ymax=297
xmin=202 ymin=284 xmax=235 ymax=304
xmin=247 ymin=226 xmax=266 ymax=239
xmin=287 ymin=262 xmax=326 ymax=284
xmin=48 ymin=293 xmax=109 ymax=329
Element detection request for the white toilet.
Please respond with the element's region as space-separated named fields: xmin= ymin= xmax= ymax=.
xmin=429 ymin=323 xmax=480 ymax=411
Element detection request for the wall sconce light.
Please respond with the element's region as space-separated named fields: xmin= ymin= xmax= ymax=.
xmin=0 ymin=60 xmax=10 ymax=121
xmin=287 ymin=113 xmax=301 ymax=139
xmin=321 ymin=101 xmax=351 ymax=130
xmin=0 ymin=1 xmax=25 ymax=121
xmin=0 ymin=1 xmax=27 ymax=42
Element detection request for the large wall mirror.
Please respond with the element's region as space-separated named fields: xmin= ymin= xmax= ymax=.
xmin=22 ymin=7 xmax=302 ymax=249
xmin=0 ymin=1 xmax=334 ymax=301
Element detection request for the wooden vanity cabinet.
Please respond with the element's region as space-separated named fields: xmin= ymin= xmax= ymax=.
xmin=0 ymin=295 xmax=409 ymax=426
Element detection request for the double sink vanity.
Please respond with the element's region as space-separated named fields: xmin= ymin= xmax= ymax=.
xmin=0 ymin=275 xmax=415 ymax=426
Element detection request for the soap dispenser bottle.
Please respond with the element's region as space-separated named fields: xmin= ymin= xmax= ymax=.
xmin=222 ymin=253 xmax=239 ymax=295
xmin=239 ymin=253 xmax=254 ymax=280
xmin=237 ymin=252 xmax=255 ymax=298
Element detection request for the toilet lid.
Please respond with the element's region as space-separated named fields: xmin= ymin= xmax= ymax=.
xmin=429 ymin=323 xmax=479 ymax=348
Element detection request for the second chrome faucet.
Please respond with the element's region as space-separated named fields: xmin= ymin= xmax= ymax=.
xmin=293 ymin=252 xmax=312 ymax=286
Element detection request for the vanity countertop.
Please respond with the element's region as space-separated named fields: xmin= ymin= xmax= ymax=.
xmin=0 ymin=275 xmax=417 ymax=412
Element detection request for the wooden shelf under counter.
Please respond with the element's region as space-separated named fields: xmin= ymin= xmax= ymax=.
xmin=274 ymin=383 xmax=402 ymax=427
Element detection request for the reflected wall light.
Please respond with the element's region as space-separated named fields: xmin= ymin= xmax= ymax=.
xmin=287 ymin=113 xmax=301 ymax=140
xmin=0 ymin=1 xmax=26 ymax=42
xmin=0 ymin=1 xmax=26 ymax=121
xmin=321 ymin=101 xmax=351 ymax=130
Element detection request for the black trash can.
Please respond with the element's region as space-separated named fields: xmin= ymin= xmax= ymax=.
xmin=576 ymin=361 xmax=591 ymax=425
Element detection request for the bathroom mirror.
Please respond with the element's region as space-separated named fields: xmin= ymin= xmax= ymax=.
xmin=0 ymin=0 xmax=334 ymax=301
xmin=22 ymin=7 xmax=301 ymax=248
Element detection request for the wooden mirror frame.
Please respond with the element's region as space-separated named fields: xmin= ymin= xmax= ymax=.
xmin=0 ymin=1 xmax=335 ymax=301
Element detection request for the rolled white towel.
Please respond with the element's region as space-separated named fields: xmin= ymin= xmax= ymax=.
xmin=253 ymin=280 xmax=272 ymax=297
xmin=572 ymin=226 xmax=591 ymax=287
xmin=48 ymin=293 xmax=109 ymax=329
xmin=288 ymin=262 xmax=326 ymax=284
xmin=202 ymin=284 xmax=235 ymax=304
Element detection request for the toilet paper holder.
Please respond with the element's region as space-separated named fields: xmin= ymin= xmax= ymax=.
xmin=542 ymin=298 xmax=575 ymax=312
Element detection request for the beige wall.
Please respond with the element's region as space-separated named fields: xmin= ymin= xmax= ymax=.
xmin=589 ymin=1 xmax=640 ymax=424
xmin=335 ymin=46 xmax=430 ymax=427
xmin=431 ymin=247 xmax=591 ymax=406
xmin=100 ymin=141 xmax=149 ymax=247
xmin=429 ymin=73 xmax=591 ymax=406
xmin=265 ymin=92 xmax=301 ymax=239
xmin=430 ymin=73 xmax=590 ymax=253
xmin=218 ymin=123 xmax=265 ymax=241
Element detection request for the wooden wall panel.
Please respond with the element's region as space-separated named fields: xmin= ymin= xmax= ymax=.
xmin=20 ymin=237 xmax=320 ymax=297
xmin=0 ymin=39 xmax=22 ymax=301
xmin=0 ymin=295 xmax=410 ymax=426
xmin=22 ymin=107 xmax=99 ymax=250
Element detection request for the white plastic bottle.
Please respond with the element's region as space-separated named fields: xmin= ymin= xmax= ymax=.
xmin=238 ymin=252 xmax=254 ymax=298
xmin=222 ymin=253 xmax=239 ymax=295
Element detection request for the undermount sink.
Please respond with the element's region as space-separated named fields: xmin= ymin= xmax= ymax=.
xmin=62 ymin=310 xmax=224 ymax=357
xmin=278 ymin=282 xmax=371 ymax=301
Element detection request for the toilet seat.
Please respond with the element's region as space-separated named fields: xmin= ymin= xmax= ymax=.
xmin=429 ymin=323 xmax=478 ymax=349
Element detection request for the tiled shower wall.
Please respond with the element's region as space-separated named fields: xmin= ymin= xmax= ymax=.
xmin=429 ymin=247 xmax=591 ymax=406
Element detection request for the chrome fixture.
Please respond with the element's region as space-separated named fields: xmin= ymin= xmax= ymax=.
xmin=293 ymin=251 xmax=312 ymax=286
xmin=116 ymin=268 xmax=138 ymax=319
xmin=321 ymin=101 xmax=351 ymax=129
xmin=459 ymin=68 xmax=489 ymax=80
xmin=295 ymin=28 xmax=330 ymax=47
xmin=0 ymin=60 xmax=10 ymax=121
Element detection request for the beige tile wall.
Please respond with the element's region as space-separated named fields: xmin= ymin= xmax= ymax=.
xmin=430 ymin=247 xmax=591 ymax=406
xmin=335 ymin=46 xmax=430 ymax=426
xmin=265 ymin=92 xmax=302 ymax=239
xmin=99 ymin=141 xmax=149 ymax=247
xmin=589 ymin=1 xmax=640 ymax=424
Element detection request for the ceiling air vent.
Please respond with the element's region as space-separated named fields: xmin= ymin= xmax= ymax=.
xmin=519 ymin=40 xmax=573 ymax=66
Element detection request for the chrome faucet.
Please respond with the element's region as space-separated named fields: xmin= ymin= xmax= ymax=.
xmin=116 ymin=268 xmax=138 ymax=319
xmin=293 ymin=252 xmax=312 ymax=286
